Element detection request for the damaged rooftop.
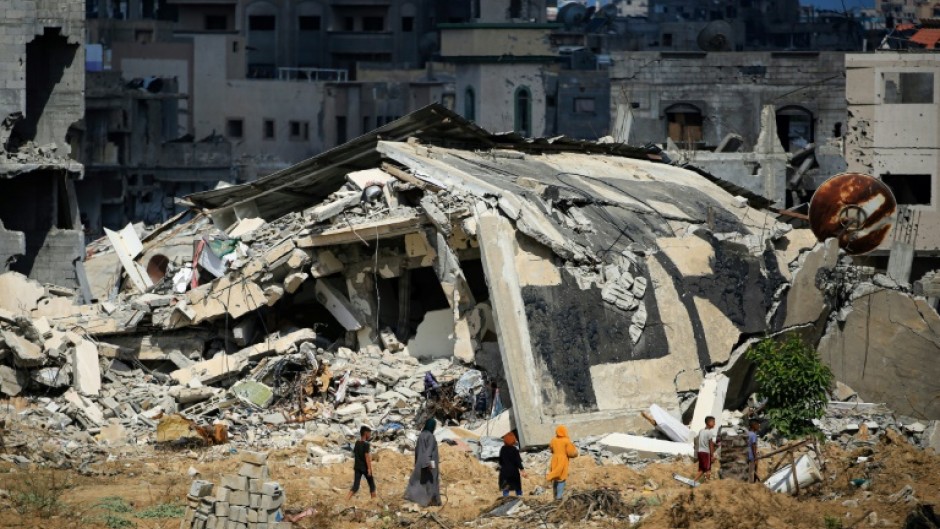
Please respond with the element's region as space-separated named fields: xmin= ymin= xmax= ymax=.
xmin=3 ymin=104 xmax=938 ymax=452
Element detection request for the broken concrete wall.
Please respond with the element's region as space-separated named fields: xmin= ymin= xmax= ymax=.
xmin=0 ymin=0 xmax=85 ymax=290
xmin=818 ymin=287 xmax=940 ymax=419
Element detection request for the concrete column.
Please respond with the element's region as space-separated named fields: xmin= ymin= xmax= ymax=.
xmin=346 ymin=271 xmax=378 ymax=347
xmin=887 ymin=241 xmax=915 ymax=284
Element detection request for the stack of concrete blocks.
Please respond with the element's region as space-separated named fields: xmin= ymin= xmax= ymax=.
xmin=718 ymin=430 xmax=750 ymax=481
xmin=180 ymin=451 xmax=292 ymax=529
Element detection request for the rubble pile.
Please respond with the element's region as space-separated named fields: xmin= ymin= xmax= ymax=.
xmin=182 ymin=451 xmax=292 ymax=529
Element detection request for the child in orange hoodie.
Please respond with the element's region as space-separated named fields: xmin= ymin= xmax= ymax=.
xmin=545 ymin=425 xmax=578 ymax=501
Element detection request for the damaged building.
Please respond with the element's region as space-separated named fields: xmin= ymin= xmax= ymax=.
xmin=74 ymin=70 xmax=233 ymax=236
xmin=0 ymin=104 xmax=928 ymax=451
xmin=0 ymin=0 xmax=87 ymax=290
xmin=610 ymin=51 xmax=848 ymax=208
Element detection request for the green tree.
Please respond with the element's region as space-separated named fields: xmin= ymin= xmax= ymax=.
xmin=746 ymin=334 xmax=834 ymax=438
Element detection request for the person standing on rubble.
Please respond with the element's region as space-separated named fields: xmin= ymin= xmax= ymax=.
xmin=498 ymin=431 xmax=527 ymax=497
xmin=695 ymin=416 xmax=718 ymax=483
xmin=747 ymin=418 xmax=761 ymax=483
xmin=346 ymin=425 xmax=376 ymax=500
xmin=405 ymin=418 xmax=442 ymax=507
xmin=546 ymin=425 xmax=578 ymax=501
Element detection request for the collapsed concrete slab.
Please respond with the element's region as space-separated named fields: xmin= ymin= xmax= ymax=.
xmin=598 ymin=433 xmax=694 ymax=457
xmin=819 ymin=288 xmax=940 ymax=419
xmin=690 ymin=373 xmax=730 ymax=433
xmin=0 ymin=272 xmax=45 ymax=315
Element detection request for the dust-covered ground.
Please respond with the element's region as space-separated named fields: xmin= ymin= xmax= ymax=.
xmin=2 ymin=431 xmax=939 ymax=529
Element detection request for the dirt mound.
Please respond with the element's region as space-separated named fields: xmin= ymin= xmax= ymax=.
xmin=644 ymin=479 xmax=844 ymax=529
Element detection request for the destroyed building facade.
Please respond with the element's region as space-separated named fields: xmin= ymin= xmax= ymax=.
xmin=87 ymin=2 xmax=457 ymax=174
xmin=0 ymin=0 xmax=87 ymax=291
xmin=610 ymin=51 xmax=848 ymax=206
xmin=74 ymin=70 xmax=233 ymax=237
xmin=845 ymin=52 xmax=940 ymax=284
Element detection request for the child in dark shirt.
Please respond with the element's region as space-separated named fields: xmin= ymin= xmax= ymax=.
xmin=346 ymin=426 xmax=376 ymax=499
xmin=498 ymin=432 xmax=527 ymax=497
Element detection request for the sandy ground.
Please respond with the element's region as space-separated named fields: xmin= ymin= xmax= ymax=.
xmin=2 ymin=431 xmax=939 ymax=529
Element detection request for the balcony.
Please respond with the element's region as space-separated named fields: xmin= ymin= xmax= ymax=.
xmin=278 ymin=67 xmax=349 ymax=82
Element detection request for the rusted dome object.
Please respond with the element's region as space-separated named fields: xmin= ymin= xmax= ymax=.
xmin=808 ymin=172 xmax=897 ymax=255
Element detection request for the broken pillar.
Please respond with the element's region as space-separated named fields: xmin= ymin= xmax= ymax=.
xmin=886 ymin=241 xmax=915 ymax=285
xmin=690 ymin=373 xmax=729 ymax=432
xmin=346 ymin=272 xmax=378 ymax=346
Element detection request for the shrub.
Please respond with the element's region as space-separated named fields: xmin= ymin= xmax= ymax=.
xmin=745 ymin=334 xmax=834 ymax=438
xmin=9 ymin=468 xmax=72 ymax=518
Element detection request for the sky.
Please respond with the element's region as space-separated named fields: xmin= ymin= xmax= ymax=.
xmin=801 ymin=0 xmax=874 ymax=10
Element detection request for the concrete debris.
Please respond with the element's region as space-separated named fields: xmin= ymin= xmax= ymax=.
xmin=598 ymin=433 xmax=694 ymax=458
xmin=3 ymin=106 xmax=940 ymax=476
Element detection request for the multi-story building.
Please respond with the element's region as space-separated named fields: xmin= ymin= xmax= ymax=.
xmin=845 ymin=52 xmax=940 ymax=281
xmin=876 ymin=0 xmax=940 ymax=25
xmin=443 ymin=0 xmax=611 ymax=140
xmin=0 ymin=0 xmax=88 ymax=291
xmin=87 ymin=0 xmax=456 ymax=172
xmin=74 ymin=71 xmax=233 ymax=236
xmin=610 ymin=51 xmax=847 ymax=205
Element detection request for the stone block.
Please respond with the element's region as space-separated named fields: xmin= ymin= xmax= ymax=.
xmin=215 ymin=501 xmax=230 ymax=516
xmin=250 ymin=494 xmax=261 ymax=509
xmin=248 ymin=479 xmax=261 ymax=493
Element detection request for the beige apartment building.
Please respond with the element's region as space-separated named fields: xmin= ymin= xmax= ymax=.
xmin=845 ymin=52 xmax=940 ymax=282
xmin=876 ymin=0 xmax=940 ymax=24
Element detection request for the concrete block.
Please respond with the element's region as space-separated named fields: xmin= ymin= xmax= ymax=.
xmin=333 ymin=402 xmax=365 ymax=421
xmin=188 ymin=480 xmax=214 ymax=498
xmin=2 ymin=330 xmax=44 ymax=367
xmin=71 ymin=338 xmax=101 ymax=396
xmin=222 ymin=475 xmax=249 ymax=491
xmin=250 ymin=494 xmax=261 ymax=509
xmin=283 ymin=272 xmax=308 ymax=294
xmin=0 ymin=365 xmax=26 ymax=396
xmin=248 ymin=479 xmax=261 ymax=493
xmin=215 ymin=501 xmax=230 ymax=516
xmin=0 ymin=271 xmax=44 ymax=315
xmin=261 ymin=482 xmax=282 ymax=496
xmin=229 ymin=490 xmax=250 ymax=506
xmin=238 ymin=462 xmax=268 ymax=479
xmin=598 ymin=433 xmax=694 ymax=457
xmin=259 ymin=492 xmax=284 ymax=511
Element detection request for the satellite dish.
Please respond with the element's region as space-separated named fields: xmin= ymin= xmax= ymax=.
xmin=808 ymin=173 xmax=897 ymax=255
xmin=696 ymin=20 xmax=734 ymax=51
xmin=558 ymin=2 xmax=589 ymax=29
